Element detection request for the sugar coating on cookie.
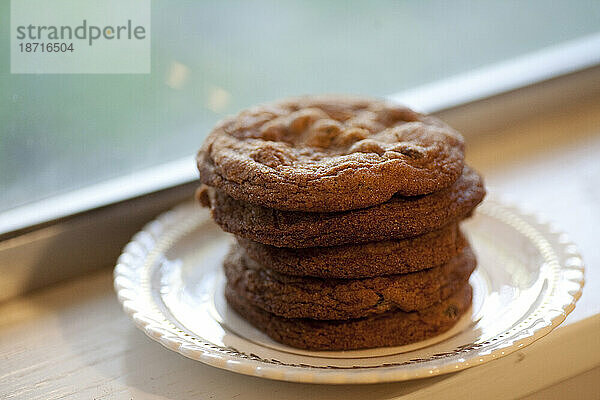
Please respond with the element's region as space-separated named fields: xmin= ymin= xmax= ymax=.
xmin=197 ymin=95 xmax=465 ymax=212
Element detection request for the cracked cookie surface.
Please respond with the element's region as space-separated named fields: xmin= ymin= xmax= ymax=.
xmin=197 ymin=95 xmax=465 ymax=212
xmin=225 ymin=282 xmax=472 ymax=350
xmin=224 ymin=243 xmax=476 ymax=320
xmin=198 ymin=166 xmax=485 ymax=248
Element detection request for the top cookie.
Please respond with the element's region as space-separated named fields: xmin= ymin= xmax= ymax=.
xmin=197 ymin=95 xmax=465 ymax=212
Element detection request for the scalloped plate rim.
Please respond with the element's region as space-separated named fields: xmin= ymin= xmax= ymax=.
xmin=113 ymin=197 xmax=584 ymax=384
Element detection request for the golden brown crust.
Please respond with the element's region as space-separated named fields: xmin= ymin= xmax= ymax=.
xmin=197 ymin=95 xmax=465 ymax=212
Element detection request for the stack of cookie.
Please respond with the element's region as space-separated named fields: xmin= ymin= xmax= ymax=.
xmin=196 ymin=96 xmax=485 ymax=351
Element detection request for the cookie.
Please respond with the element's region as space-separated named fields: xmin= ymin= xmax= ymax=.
xmin=224 ymin=243 xmax=475 ymax=320
xmin=197 ymin=95 xmax=465 ymax=212
xmin=198 ymin=166 xmax=485 ymax=248
xmin=237 ymin=224 xmax=464 ymax=278
xmin=225 ymin=283 xmax=472 ymax=351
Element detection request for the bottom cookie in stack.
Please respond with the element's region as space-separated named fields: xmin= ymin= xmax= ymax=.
xmin=223 ymin=243 xmax=475 ymax=351
xmin=225 ymin=283 xmax=472 ymax=351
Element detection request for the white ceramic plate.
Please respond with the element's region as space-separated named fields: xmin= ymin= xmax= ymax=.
xmin=114 ymin=199 xmax=584 ymax=384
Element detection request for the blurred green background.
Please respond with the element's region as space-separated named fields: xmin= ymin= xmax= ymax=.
xmin=1 ymin=0 xmax=599 ymax=212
